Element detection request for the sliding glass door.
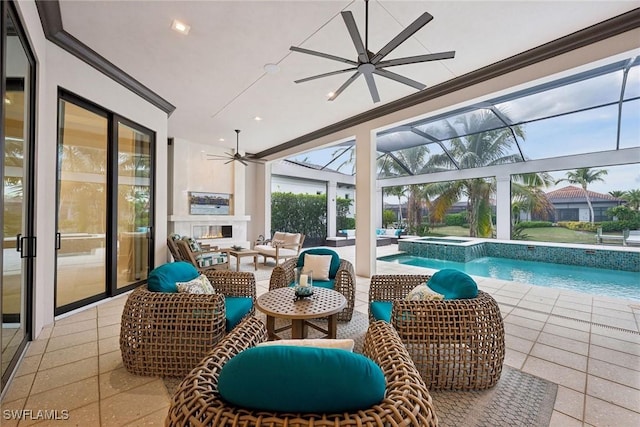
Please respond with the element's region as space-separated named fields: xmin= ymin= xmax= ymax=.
xmin=1 ymin=1 xmax=36 ymax=391
xmin=56 ymin=93 xmax=155 ymax=314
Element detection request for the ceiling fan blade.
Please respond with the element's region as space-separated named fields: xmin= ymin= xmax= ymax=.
xmin=241 ymin=157 xmax=266 ymax=164
xmin=363 ymin=72 xmax=380 ymax=103
xmin=294 ymin=67 xmax=358 ymax=84
xmin=206 ymin=154 xmax=232 ymax=160
xmin=224 ymin=159 xmax=234 ymax=164
xmin=373 ymin=68 xmax=426 ymax=90
xmin=328 ymin=71 xmax=362 ymax=101
xmin=376 ymin=51 xmax=456 ymax=68
xmin=341 ymin=11 xmax=368 ymax=63
xmin=238 ymin=158 xmax=248 ymax=166
xmin=290 ymin=46 xmax=358 ymax=66
xmin=370 ymin=12 xmax=434 ymax=64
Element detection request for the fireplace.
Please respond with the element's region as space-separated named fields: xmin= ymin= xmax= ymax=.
xmin=192 ymin=225 xmax=233 ymax=239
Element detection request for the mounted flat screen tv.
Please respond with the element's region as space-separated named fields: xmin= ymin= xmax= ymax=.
xmin=189 ymin=192 xmax=231 ymax=215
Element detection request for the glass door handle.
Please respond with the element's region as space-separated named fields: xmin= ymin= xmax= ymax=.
xmin=16 ymin=233 xmax=22 ymax=252
xmin=56 ymin=232 xmax=61 ymax=250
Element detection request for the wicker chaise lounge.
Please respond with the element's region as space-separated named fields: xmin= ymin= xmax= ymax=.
xmin=369 ymin=274 xmax=505 ymax=391
xmin=120 ymin=270 xmax=256 ymax=378
xmin=166 ymin=316 xmax=438 ymax=426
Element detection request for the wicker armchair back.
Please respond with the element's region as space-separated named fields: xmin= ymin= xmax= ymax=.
xmin=269 ymin=256 xmax=355 ymax=321
xmin=166 ymin=317 xmax=438 ymax=426
xmin=369 ymin=275 xmax=505 ymax=391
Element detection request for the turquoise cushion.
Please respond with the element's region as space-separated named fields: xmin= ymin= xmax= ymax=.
xmin=312 ymin=279 xmax=335 ymax=290
xmin=427 ymin=268 xmax=478 ymax=299
xmin=225 ymin=297 xmax=253 ymax=332
xmin=370 ymin=301 xmax=392 ymax=322
xmin=147 ymin=262 xmax=198 ymax=293
xmin=296 ymin=248 xmax=340 ymax=279
xmin=218 ymin=346 xmax=385 ymax=413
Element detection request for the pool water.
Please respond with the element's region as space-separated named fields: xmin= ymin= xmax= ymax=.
xmin=380 ymin=254 xmax=640 ymax=301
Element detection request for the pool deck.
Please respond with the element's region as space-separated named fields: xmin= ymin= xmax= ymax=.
xmin=1 ymin=244 xmax=638 ymax=426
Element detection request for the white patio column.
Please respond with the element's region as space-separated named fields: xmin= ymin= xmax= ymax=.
xmin=252 ymin=162 xmax=272 ymax=241
xmin=327 ymin=181 xmax=337 ymax=238
xmin=495 ymin=175 xmax=511 ymax=240
xmin=376 ymin=187 xmax=383 ymax=228
xmin=355 ymin=126 xmax=376 ymax=277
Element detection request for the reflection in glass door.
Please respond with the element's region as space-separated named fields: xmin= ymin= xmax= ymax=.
xmin=116 ymin=121 xmax=152 ymax=288
xmin=55 ymin=100 xmax=108 ymax=310
xmin=2 ymin=4 xmax=35 ymax=390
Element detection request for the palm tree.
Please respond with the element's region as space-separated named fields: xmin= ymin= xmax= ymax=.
xmin=622 ymin=189 xmax=640 ymax=211
xmin=426 ymin=110 xmax=526 ymax=237
xmin=556 ymin=167 xmax=608 ymax=223
xmin=384 ymin=185 xmax=407 ymax=225
xmin=608 ymin=190 xmax=626 ymax=198
xmin=511 ymin=172 xmax=555 ymax=225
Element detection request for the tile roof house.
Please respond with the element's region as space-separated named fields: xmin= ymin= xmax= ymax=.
xmin=545 ymin=185 xmax=626 ymax=222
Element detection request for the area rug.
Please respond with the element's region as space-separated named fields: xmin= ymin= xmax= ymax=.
xmin=163 ymin=313 xmax=557 ymax=427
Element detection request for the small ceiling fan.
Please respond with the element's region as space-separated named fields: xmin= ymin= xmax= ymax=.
xmin=206 ymin=129 xmax=264 ymax=166
xmin=290 ymin=0 xmax=455 ymax=103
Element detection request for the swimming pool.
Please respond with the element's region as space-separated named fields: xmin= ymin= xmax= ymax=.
xmin=379 ymin=254 xmax=640 ymax=301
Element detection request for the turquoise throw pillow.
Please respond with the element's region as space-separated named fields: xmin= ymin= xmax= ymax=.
xmin=147 ymin=261 xmax=198 ymax=293
xmin=312 ymin=279 xmax=335 ymax=290
xmin=218 ymin=346 xmax=385 ymax=413
xmin=427 ymin=268 xmax=478 ymax=299
xmin=224 ymin=297 xmax=253 ymax=332
xmin=296 ymin=248 xmax=340 ymax=279
xmin=370 ymin=301 xmax=392 ymax=322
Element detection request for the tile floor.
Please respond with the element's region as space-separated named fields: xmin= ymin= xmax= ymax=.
xmin=1 ymin=245 xmax=639 ymax=426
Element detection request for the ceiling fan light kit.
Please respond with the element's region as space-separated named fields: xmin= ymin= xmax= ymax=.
xmin=290 ymin=0 xmax=455 ymax=103
xmin=206 ymin=129 xmax=264 ymax=166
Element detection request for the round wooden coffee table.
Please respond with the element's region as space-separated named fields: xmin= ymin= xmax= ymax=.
xmin=256 ymin=287 xmax=347 ymax=340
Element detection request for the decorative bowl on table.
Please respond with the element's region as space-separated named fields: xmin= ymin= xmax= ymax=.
xmin=231 ymin=245 xmax=243 ymax=251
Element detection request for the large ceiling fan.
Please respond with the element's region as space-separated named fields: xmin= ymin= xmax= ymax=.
xmin=206 ymin=130 xmax=264 ymax=166
xmin=290 ymin=0 xmax=455 ymax=103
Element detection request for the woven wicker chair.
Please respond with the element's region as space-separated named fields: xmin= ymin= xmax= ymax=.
xmin=176 ymin=239 xmax=228 ymax=272
xmin=167 ymin=236 xmax=183 ymax=262
xmin=269 ymin=253 xmax=355 ymax=321
xmin=166 ymin=316 xmax=438 ymax=427
xmin=120 ymin=271 xmax=256 ymax=378
xmin=369 ymin=274 xmax=505 ymax=391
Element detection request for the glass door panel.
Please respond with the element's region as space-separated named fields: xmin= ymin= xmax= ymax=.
xmin=2 ymin=7 xmax=34 ymax=389
xmin=55 ymin=100 xmax=108 ymax=309
xmin=116 ymin=122 xmax=152 ymax=288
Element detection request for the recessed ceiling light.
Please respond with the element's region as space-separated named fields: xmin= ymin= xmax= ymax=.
xmin=171 ymin=19 xmax=190 ymax=35
xmin=218 ymin=138 xmax=225 ymax=142
xmin=326 ymin=92 xmax=335 ymax=98
xmin=254 ymin=116 xmax=263 ymax=121
xmin=264 ymin=63 xmax=280 ymax=74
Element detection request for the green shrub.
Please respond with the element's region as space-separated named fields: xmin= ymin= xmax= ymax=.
xmin=600 ymin=219 xmax=640 ymax=232
xmin=517 ymin=221 xmax=553 ymax=229
xmin=444 ymin=212 xmax=467 ymax=226
xmin=382 ymin=210 xmax=396 ymax=228
xmin=556 ymin=221 xmax=599 ymax=232
xmin=271 ymin=192 xmax=327 ymax=242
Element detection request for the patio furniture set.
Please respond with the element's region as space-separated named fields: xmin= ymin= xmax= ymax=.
xmin=120 ymin=238 xmax=505 ymax=426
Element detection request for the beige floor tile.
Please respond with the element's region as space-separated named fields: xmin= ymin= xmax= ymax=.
xmin=551 ymin=306 xmax=591 ymax=322
xmin=590 ymin=344 xmax=640 ymax=371
xmin=587 ymin=375 xmax=640 ymax=412
xmin=25 ymin=341 xmax=48 ymax=357
xmin=522 ymin=356 xmax=586 ymax=391
xmin=491 ymin=294 xmax=522 ymax=306
xmin=542 ymin=323 xmax=590 ymax=343
xmin=2 ymin=373 xmax=34 ymax=402
xmin=35 ymin=401 xmax=101 ymax=427
xmin=25 ymin=377 xmax=99 ymax=413
xmin=98 ymin=306 xmax=126 ymax=319
xmin=590 ymin=333 xmax=640 ymax=356
xmin=50 ymin=319 xmax=96 ymax=338
xmin=517 ymin=299 xmax=554 ymax=313
xmin=591 ymin=314 xmax=638 ymax=331
xmin=588 ymin=358 xmax=640 ymax=390
xmin=505 ymin=334 xmax=535 ymax=354
xmin=537 ymin=332 xmax=589 ymax=356
xmin=99 ymin=366 xmax=157 ymax=398
xmin=97 ymin=314 xmax=121 ymax=328
xmin=549 ymin=410 xmax=582 ymax=427
xmin=31 ymin=357 xmax=98 ymax=395
xmin=503 ymin=314 xmax=545 ymax=331
xmin=46 ymin=329 xmax=98 ymax=353
xmin=584 ymin=395 xmax=640 ymax=427
xmin=545 ymin=315 xmax=591 ymax=332
xmin=504 ymin=322 xmax=541 ymax=341
xmin=98 ymin=336 xmax=121 ymax=355
xmin=100 ymin=380 xmax=171 ymax=427
xmin=35 ymin=326 xmax=53 ymax=341
xmin=531 ymin=343 xmax=587 ymax=371
xmin=14 ymin=354 xmax=43 ymax=378
xmin=0 ymin=398 xmax=26 ymax=427
xmin=99 ymin=350 xmax=124 ymax=374
xmin=123 ymin=405 xmax=170 ymax=426
xmin=554 ymin=299 xmax=592 ymax=313
xmin=98 ymin=324 xmax=121 ymax=340
xmin=54 ymin=308 xmax=97 ymax=325
xmin=590 ymin=325 xmax=640 ymax=344
xmin=553 ymin=385 xmax=585 ymax=420
xmin=503 ymin=348 xmax=527 ymax=369
xmin=557 ymin=294 xmax=593 ymax=306
xmin=39 ymin=342 xmax=98 ymax=371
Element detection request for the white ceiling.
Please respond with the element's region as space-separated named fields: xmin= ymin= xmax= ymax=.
xmin=58 ymin=1 xmax=638 ymax=156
